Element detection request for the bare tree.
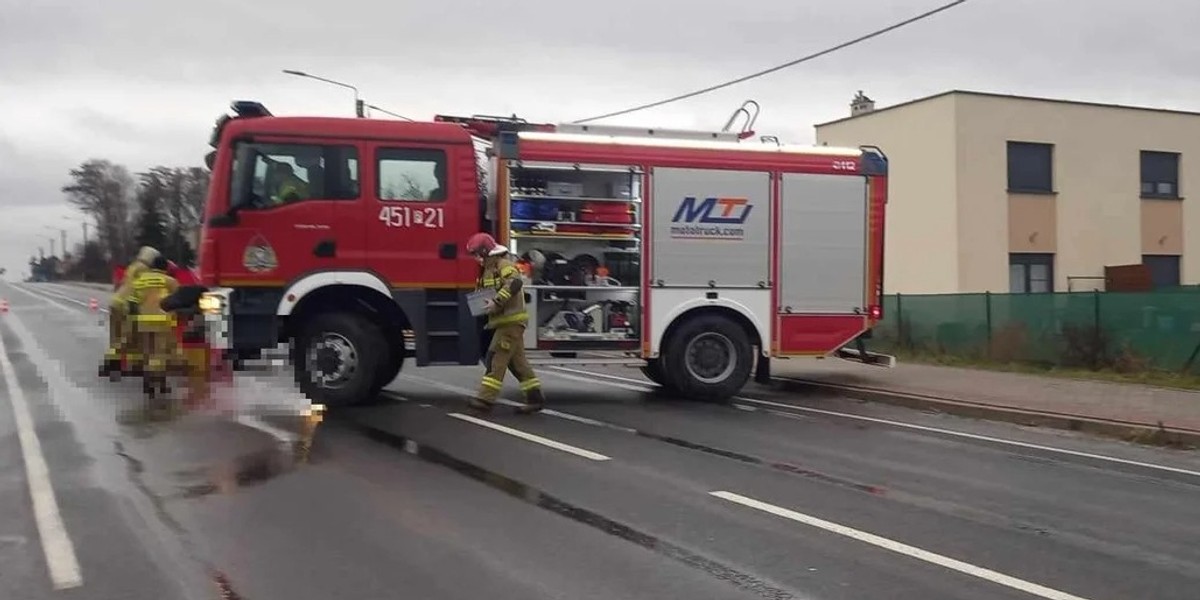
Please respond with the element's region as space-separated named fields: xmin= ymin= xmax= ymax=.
xmin=62 ymin=159 xmax=136 ymax=263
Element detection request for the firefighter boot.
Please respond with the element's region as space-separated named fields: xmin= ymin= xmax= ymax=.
xmin=99 ymin=354 xmax=122 ymax=381
xmin=466 ymin=397 xmax=494 ymax=415
xmin=515 ymin=387 xmax=546 ymax=415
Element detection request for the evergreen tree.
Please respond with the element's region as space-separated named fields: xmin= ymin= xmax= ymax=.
xmin=134 ymin=180 xmax=167 ymax=252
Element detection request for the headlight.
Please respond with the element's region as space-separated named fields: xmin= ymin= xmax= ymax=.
xmin=198 ymin=294 xmax=223 ymax=314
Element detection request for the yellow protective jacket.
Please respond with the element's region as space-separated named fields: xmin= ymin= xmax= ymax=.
xmin=129 ymin=269 xmax=179 ymax=328
xmin=278 ymin=173 xmax=309 ymax=203
xmin=113 ymin=247 xmax=161 ymax=302
xmin=477 ymin=254 xmax=527 ymax=329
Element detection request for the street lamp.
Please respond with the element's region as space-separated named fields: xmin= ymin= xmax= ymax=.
xmin=365 ymin=103 xmax=415 ymax=121
xmin=45 ymin=225 xmax=67 ymax=257
xmin=282 ymin=69 xmax=365 ymax=118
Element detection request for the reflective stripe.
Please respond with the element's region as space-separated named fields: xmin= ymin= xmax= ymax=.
xmin=133 ymin=276 xmax=167 ymax=289
xmin=499 ymin=265 xmax=519 ymax=278
xmin=487 ymin=311 xmax=527 ymax=328
xmin=519 ymin=378 xmax=541 ymax=391
xmin=480 ymin=376 xmax=503 ymax=390
xmin=133 ymin=314 xmax=172 ymax=322
xmin=496 ymin=289 xmax=512 ymax=301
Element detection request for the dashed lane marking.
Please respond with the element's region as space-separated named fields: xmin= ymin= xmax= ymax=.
xmin=711 ymin=490 xmax=1092 ymax=600
xmin=446 ymin=413 xmax=611 ymax=461
xmin=548 ymin=367 xmax=1200 ymax=480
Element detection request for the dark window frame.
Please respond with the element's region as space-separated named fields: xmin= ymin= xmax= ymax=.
xmin=376 ymin=147 xmax=449 ymax=203
xmin=1142 ymin=254 xmax=1181 ymax=289
xmin=1009 ymin=252 xmax=1055 ymax=293
xmin=228 ymin=141 xmax=361 ymax=211
xmin=1139 ymin=150 xmax=1181 ymax=200
xmin=1006 ymin=141 xmax=1055 ymax=194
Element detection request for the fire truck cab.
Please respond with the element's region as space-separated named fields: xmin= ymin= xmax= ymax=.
xmin=197 ymin=101 xmax=893 ymax=408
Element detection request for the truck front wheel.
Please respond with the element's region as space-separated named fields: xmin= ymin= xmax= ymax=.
xmin=369 ymin=338 xmax=405 ymax=397
xmin=295 ymin=312 xmax=387 ymax=407
xmin=661 ymin=314 xmax=753 ymax=403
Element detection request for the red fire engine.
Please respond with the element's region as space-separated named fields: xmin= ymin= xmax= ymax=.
xmin=195 ymin=101 xmax=894 ymax=407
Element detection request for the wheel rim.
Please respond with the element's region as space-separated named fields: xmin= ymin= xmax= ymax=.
xmin=684 ymin=332 xmax=737 ymax=384
xmin=305 ymin=332 xmax=358 ymax=389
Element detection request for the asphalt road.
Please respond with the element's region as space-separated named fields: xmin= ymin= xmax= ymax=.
xmin=2 ymin=280 xmax=1200 ymax=600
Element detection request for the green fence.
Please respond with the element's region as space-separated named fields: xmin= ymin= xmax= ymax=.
xmin=872 ymin=291 xmax=1200 ymax=372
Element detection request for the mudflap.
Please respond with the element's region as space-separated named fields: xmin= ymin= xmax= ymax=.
xmin=754 ymin=352 xmax=772 ymax=384
xmin=835 ymin=335 xmax=896 ymax=368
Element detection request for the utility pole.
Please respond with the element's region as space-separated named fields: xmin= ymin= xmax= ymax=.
xmin=282 ymin=69 xmax=365 ymax=118
xmin=45 ymin=226 xmax=67 ymax=258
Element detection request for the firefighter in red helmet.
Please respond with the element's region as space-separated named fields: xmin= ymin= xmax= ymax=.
xmin=466 ymin=232 xmax=545 ymax=414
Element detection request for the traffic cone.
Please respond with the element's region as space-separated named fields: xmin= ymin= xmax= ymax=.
xmin=88 ymin=297 xmax=98 ymax=311
xmin=0 ymin=299 xmax=8 ymax=314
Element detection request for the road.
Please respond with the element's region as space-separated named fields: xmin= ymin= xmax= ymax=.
xmin=2 ymin=279 xmax=1200 ymax=600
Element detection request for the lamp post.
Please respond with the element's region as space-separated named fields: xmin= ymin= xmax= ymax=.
xmin=64 ymin=215 xmax=88 ymax=247
xmin=282 ymin=69 xmax=364 ymax=118
xmin=365 ymin=103 xmax=414 ymax=122
xmin=45 ymin=225 xmax=67 ymax=258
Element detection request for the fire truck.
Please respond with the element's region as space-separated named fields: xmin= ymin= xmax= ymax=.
xmin=195 ymin=100 xmax=894 ymax=408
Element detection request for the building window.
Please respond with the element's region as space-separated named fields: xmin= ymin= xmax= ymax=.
xmin=1009 ymin=253 xmax=1054 ymax=293
xmin=1142 ymin=254 xmax=1181 ymax=289
xmin=229 ymin=142 xmax=360 ymax=210
xmin=1007 ymin=141 xmax=1054 ymax=194
xmin=377 ymin=148 xmax=447 ymax=202
xmin=1140 ymin=151 xmax=1180 ymax=199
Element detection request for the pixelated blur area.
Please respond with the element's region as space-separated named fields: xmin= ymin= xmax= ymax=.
xmin=0 ymin=280 xmax=329 ymax=591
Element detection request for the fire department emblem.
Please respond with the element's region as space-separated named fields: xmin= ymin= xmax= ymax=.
xmin=242 ymin=235 xmax=278 ymax=273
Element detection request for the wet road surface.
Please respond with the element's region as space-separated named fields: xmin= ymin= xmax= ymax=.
xmin=2 ymin=280 xmax=1200 ymax=599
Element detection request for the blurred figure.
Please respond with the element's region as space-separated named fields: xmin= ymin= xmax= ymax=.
xmin=129 ymin=254 xmax=184 ymax=409
xmin=101 ymin=246 xmax=160 ymax=377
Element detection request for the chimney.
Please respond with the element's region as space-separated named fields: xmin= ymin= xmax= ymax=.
xmin=851 ymin=90 xmax=875 ymax=116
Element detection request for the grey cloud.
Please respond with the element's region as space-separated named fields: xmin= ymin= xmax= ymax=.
xmin=3 ymin=0 xmax=1200 ymax=276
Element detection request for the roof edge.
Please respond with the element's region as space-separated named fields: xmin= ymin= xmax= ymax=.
xmin=814 ymin=89 xmax=1200 ymax=128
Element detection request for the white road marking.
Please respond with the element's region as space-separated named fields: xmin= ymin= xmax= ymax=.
xmin=10 ymin=284 xmax=90 ymax=316
xmin=398 ymin=373 xmax=597 ymax=424
xmin=10 ymin=283 xmax=306 ymax=447
xmin=0 ymin=326 xmax=84 ymax=589
xmin=234 ymin=415 xmax=299 ymax=444
xmin=548 ymin=367 xmax=1200 ymax=479
xmin=447 ymin=412 xmax=611 ymax=461
xmin=711 ymin=490 xmax=1091 ymax=600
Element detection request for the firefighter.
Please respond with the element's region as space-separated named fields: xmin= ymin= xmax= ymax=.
xmin=272 ymin=163 xmax=309 ymax=203
xmin=130 ymin=254 xmax=185 ymax=397
xmin=466 ymin=232 xmax=545 ymax=414
xmin=100 ymin=246 xmax=160 ymax=376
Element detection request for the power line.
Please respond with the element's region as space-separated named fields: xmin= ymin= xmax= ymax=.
xmin=573 ymin=0 xmax=972 ymax=124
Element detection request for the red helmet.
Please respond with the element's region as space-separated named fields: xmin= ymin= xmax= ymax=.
xmin=465 ymin=232 xmax=499 ymax=256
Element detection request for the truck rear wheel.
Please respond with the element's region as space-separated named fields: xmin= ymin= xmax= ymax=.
xmin=640 ymin=358 xmax=679 ymax=392
xmin=661 ymin=314 xmax=753 ymax=403
xmin=295 ymin=312 xmax=387 ymax=408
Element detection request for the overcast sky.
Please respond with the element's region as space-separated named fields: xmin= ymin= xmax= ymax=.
xmin=2 ymin=0 xmax=1198 ymax=279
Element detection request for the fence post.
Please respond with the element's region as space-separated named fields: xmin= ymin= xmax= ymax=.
xmin=985 ymin=291 xmax=993 ymax=358
xmin=1093 ymin=289 xmax=1102 ymax=370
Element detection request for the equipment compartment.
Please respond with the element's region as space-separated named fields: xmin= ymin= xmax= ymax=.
xmin=503 ymin=161 xmax=644 ymax=350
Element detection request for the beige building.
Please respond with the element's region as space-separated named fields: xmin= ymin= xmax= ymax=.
xmin=814 ymin=90 xmax=1199 ymax=294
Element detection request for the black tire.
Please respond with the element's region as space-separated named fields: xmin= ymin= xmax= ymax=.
xmin=294 ymin=312 xmax=387 ymax=408
xmin=640 ymin=358 xmax=679 ymax=392
xmin=661 ymin=314 xmax=753 ymax=403
xmin=369 ymin=339 xmax=405 ymax=397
